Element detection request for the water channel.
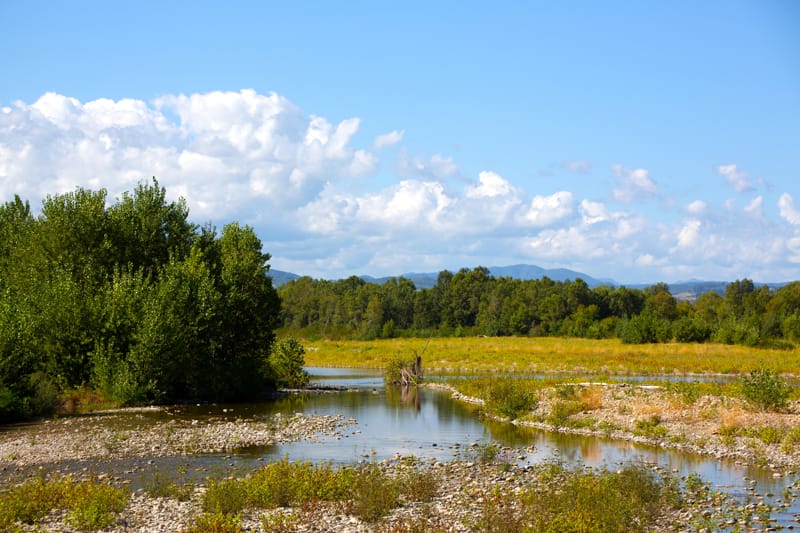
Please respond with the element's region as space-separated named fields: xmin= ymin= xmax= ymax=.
xmin=4 ymin=367 xmax=800 ymax=529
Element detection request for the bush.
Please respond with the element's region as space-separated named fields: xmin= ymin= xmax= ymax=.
xmin=0 ymin=475 xmax=129 ymax=531
xmin=522 ymin=464 xmax=669 ymax=533
xmin=181 ymin=512 xmax=243 ymax=533
xmin=672 ymin=317 xmax=711 ymax=343
xmin=618 ymin=312 xmax=672 ymax=344
xmin=740 ymin=367 xmax=793 ymax=411
xmin=485 ymin=378 xmax=538 ymax=420
xmin=269 ymin=336 xmax=309 ymax=388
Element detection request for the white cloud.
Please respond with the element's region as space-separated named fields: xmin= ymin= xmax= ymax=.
xmin=0 ymin=90 xmax=379 ymax=220
xmin=787 ymin=236 xmax=800 ymax=263
xmin=519 ymin=191 xmax=574 ymax=227
xmin=373 ymin=129 xmax=404 ymax=149
xmin=579 ymin=200 xmax=609 ymax=224
xmin=398 ymin=151 xmax=458 ymax=180
xmin=715 ymin=164 xmax=753 ymax=193
xmin=465 ymin=171 xmax=517 ymax=199
xmin=523 ymin=226 xmax=606 ymax=260
xmin=676 ymin=219 xmax=702 ymax=248
xmin=686 ymin=200 xmax=707 ymax=215
xmin=611 ymin=164 xmax=657 ymax=203
xmin=743 ymin=195 xmax=763 ymax=218
xmin=4 ymin=90 xmax=800 ymax=283
xmin=779 ymin=193 xmax=800 ymax=225
xmin=299 ymin=179 xmax=454 ymax=235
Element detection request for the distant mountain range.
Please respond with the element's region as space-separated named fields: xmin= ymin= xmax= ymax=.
xmin=269 ymin=264 xmax=791 ymax=300
xmin=270 ymin=264 xmax=611 ymax=290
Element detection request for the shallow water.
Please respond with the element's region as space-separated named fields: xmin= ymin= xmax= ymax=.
xmin=4 ymin=367 xmax=800 ymax=529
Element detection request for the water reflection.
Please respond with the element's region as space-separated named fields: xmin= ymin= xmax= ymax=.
xmin=3 ymin=366 xmax=798 ymax=529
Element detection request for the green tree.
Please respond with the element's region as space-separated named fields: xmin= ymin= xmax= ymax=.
xmin=269 ymin=336 xmax=309 ymax=388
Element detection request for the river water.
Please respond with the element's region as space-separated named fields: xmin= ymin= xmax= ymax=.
xmin=5 ymin=367 xmax=800 ymax=528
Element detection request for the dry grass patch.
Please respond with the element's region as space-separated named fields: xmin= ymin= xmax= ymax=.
xmin=301 ymin=337 xmax=800 ymax=377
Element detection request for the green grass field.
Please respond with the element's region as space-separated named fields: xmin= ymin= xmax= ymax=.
xmin=299 ymin=336 xmax=800 ymax=376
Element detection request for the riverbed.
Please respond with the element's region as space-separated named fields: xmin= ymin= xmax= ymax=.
xmin=2 ymin=368 xmax=800 ymax=531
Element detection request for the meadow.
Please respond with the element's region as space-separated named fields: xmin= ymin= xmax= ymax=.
xmin=299 ymin=336 xmax=800 ymax=377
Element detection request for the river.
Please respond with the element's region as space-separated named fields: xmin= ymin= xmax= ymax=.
xmin=3 ymin=367 xmax=799 ymax=529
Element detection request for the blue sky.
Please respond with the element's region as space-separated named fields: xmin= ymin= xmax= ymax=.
xmin=1 ymin=1 xmax=798 ymax=283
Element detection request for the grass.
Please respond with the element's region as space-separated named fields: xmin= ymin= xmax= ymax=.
xmin=469 ymin=462 xmax=681 ymax=533
xmin=300 ymin=336 xmax=800 ymax=377
xmin=203 ymin=457 xmax=439 ymax=524
xmin=0 ymin=475 xmax=129 ymax=531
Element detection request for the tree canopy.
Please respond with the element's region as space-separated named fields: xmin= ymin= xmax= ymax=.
xmin=0 ymin=179 xmax=282 ymax=421
xmin=278 ymin=268 xmax=800 ymax=348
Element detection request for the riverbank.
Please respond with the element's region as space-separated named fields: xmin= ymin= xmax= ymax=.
xmin=0 ymin=409 xmax=352 ymax=474
xmin=5 ymin=454 xmax=769 ymax=533
xmin=1 ymin=387 xmax=798 ymax=532
xmin=430 ymin=381 xmax=800 ymax=472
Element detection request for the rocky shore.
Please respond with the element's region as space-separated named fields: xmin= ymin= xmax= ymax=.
xmin=432 ymin=381 xmax=800 ymax=472
xmin=3 ymin=383 xmax=800 ymax=531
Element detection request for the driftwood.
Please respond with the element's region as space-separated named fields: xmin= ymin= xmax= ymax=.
xmin=399 ymin=355 xmax=423 ymax=386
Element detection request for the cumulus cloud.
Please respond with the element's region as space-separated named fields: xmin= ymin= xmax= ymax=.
xmin=743 ymin=195 xmax=763 ymax=218
xmin=580 ymin=200 xmax=609 ymax=224
xmin=298 ymin=179 xmax=454 ymax=235
xmin=779 ymin=193 xmax=800 ymax=225
xmin=465 ymin=171 xmax=517 ymax=199
xmin=715 ymin=164 xmax=753 ymax=193
xmin=4 ymin=90 xmax=800 ymax=283
xmin=519 ymin=191 xmax=574 ymax=227
xmin=676 ymin=219 xmax=702 ymax=248
xmin=611 ymin=164 xmax=657 ymax=203
xmin=522 ymin=226 xmax=606 ymax=260
xmin=0 ymin=90 xmax=380 ymax=220
xmin=686 ymin=200 xmax=707 ymax=215
xmin=398 ymin=150 xmax=458 ymax=180
xmin=373 ymin=129 xmax=404 ymax=149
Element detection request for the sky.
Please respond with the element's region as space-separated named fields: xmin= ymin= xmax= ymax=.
xmin=1 ymin=1 xmax=799 ymax=284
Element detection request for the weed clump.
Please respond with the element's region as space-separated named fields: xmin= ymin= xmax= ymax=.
xmin=202 ymin=457 xmax=437 ymax=525
xmin=740 ymin=366 xmax=793 ymax=411
xmin=484 ymin=378 xmax=538 ymax=420
xmin=0 ymin=475 xmax=129 ymax=531
xmin=472 ymin=463 xmax=677 ymax=533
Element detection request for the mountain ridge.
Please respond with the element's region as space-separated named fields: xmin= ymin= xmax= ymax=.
xmin=269 ymin=265 xmax=792 ymax=299
xmin=270 ymin=264 xmax=610 ymax=289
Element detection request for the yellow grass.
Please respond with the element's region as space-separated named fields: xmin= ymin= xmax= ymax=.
xmin=300 ymin=336 xmax=800 ymax=377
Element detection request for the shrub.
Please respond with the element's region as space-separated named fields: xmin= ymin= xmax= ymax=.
xmin=484 ymin=378 xmax=538 ymax=420
xmin=633 ymin=415 xmax=669 ymax=440
xmin=67 ymin=478 xmax=129 ymax=530
xmin=347 ymin=463 xmax=400 ymax=522
xmin=181 ymin=512 xmax=244 ymax=533
xmin=618 ymin=312 xmax=672 ymax=344
xmin=0 ymin=475 xmax=128 ymax=531
xmin=269 ymin=336 xmax=309 ymax=388
xmin=547 ymin=400 xmax=586 ymax=427
xmin=522 ymin=465 xmax=669 ymax=533
xmin=740 ymin=366 xmax=793 ymax=411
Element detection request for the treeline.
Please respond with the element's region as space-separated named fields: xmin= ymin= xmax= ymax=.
xmin=278 ymin=267 xmax=800 ymax=345
xmin=0 ymin=180 xmax=283 ymax=422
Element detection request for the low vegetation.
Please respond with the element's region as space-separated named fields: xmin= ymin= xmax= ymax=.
xmin=202 ymin=457 xmax=438 ymax=524
xmin=470 ymin=462 xmax=677 ymax=533
xmin=0 ymin=475 xmax=129 ymax=531
xmin=302 ymin=336 xmax=800 ymax=376
xmin=740 ymin=366 xmax=793 ymax=411
xmin=0 ymin=457 xmax=791 ymax=531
